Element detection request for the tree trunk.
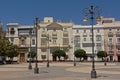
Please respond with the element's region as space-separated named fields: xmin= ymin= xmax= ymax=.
xmin=10 ymin=57 xmax=13 ymax=64
xmin=79 ymin=58 xmax=81 ymax=62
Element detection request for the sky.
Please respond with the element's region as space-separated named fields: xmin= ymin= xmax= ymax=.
xmin=0 ymin=0 xmax=120 ymax=30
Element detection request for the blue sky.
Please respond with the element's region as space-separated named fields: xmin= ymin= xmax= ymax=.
xmin=0 ymin=0 xmax=120 ymax=29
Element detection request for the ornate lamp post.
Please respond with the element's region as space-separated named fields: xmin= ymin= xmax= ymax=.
xmin=34 ymin=17 xmax=39 ymax=74
xmin=28 ymin=30 xmax=32 ymax=70
xmin=46 ymin=34 xmax=50 ymax=68
xmin=73 ymin=35 xmax=76 ymax=66
xmin=83 ymin=5 xmax=101 ymax=78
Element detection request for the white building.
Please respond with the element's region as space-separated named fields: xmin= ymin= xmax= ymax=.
xmin=73 ymin=24 xmax=104 ymax=61
xmin=6 ymin=23 xmax=35 ymax=62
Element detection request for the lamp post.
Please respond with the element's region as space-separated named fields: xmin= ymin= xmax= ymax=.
xmin=34 ymin=17 xmax=39 ymax=74
xmin=46 ymin=34 xmax=50 ymax=68
xmin=83 ymin=5 xmax=101 ymax=78
xmin=28 ymin=30 xmax=32 ymax=70
xmin=73 ymin=36 xmax=76 ymax=66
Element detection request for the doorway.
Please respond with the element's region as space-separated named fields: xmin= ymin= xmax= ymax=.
xmin=20 ymin=53 xmax=25 ymax=62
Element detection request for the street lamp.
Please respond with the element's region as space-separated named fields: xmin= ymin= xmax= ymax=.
xmin=28 ymin=30 xmax=32 ymax=70
xmin=46 ymin=34 xmax=50 ymax=68
xmin=83 ymin=5 xmax=101 ymax=78
xmin=73 ymin=36 xmax=76 ymax=66
xmin=34 ymin=17 xmax=39 ymax=74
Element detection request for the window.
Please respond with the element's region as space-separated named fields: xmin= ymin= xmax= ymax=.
xmin=109 ymin=29 xmax=112 ymax=31
xmin=83 ymin=35 xmax=87 ymax=37
xmin=41 ymin=38 xmax=47 ymax=45
xmin=118 ymin=48 xmax=120 ymax=52
xmin=53 ymin=39 xmax=56 ymax=44
xmin=32 ymin=39 xmax=35 ymax=45
xmin=76 ymin=30 xmax=79 ymax=33
xmin=109 ymin=38 xmax=112 ymax=43
xmin=109 ymin=46 xmax=113 ymax=51
xmin=89 ymin=35 xmax=92 ymax=37
xmin=41 ymin=48 xmax=47 ymax=52
xmin=82 ymin=43 xmax=92 ymax=47
xmin=84 ymin=38 xmax=86 ymax=41
xmin=117 ymin=38 xmax=120 ymax=43
xmin=96 ymin=35 xmax=102 ymax=41
xmin=74 ymin=36 xmax=80 ymax=47
xmin=97 ymin=29 xmax=100 ymax=33
xmin=90 ymin=29 xmax=92 ymax=33
xmin=90 ymin=38 xmax=92 ymax=41
xmin=84 ymin=30 xmax=86 ymax=33
xmin=117 ymin=28 xmax=120 ymax=31
xmin=63 ymin=38 xmax=69 ymax=45
xmin=75 ymin=36 xmax=80 ymax=41
xmin=21 ymin=39 xmax=25 ymax=45
xmin=10 ymin=28 xmax=15 ymax=34
xmin=96 ymin=43 xmax=102 ymax=50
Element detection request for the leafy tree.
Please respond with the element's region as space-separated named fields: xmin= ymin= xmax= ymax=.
xmin=97 ymin=51 xmax=107 ymax=61
xmin=52 ymin=49 xmax=66 ymax=61
xmin=0 ymin=38 xmax=10 ymax=56
xmin=28 ymin=51 xmax=36 ymax=61
xmin=6 ymin=44 xmax=19 ymax=63
xmin=74 ymin=49 xmax=86 ymax=61
xmin=0 ymin=38 xmax=10 ymax=63
xmin=41 ymin=55 xmax=46 ymax=61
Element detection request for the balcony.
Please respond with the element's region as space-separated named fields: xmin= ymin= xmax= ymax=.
xmin=19 ymin=44 xmax=29 ymax=47
xmin=118 ymin=50 xmax=120 ymax=54
xmin=108 ymin=42 xmax=113 ymax=46
xmin=10 ymin=30 xmax=15 ymax=35
xmin=108 ymin=32 xmax=113 ymax=37
xmin=116 ymin=32 xmax=120 ymax=37
xmin=116 ymin=42 xmax=120 ymax=47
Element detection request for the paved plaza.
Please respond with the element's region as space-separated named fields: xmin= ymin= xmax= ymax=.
xmin=0 ymin=62 xmax=120 ymax=80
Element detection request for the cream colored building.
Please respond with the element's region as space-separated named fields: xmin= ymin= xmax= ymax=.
xmin=6 ymin=17 xmax=120 ymax=62
xmin=6 ymin=17 xmax=73 ymax=62
xmin=37 ymin=17 xmax=73 ymax=61
xmin=6 ymin=23 xmax=35 ymax=62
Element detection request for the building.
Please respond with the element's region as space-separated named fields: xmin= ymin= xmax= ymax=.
xmin=37 ymin=17 xmax=73 ymax=61
xmin=6 ymin=17 xmax=120 ymax=62
xmin=6 ymin=23 xmax=35 ymax=62
xmin=73 ymin=24 xmax=104 ymax=61
xmin=6 ymin=17 xmax=73 ymax=62
xmin=100 ymin=17 xmax=120 ymax=61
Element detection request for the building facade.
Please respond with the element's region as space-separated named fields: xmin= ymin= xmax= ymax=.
xmin=73 ymin=24 xmax=104 ymax=61
xmin=6 ymin=23 xmax=35 ymax=62
xmin=37 ymin=17 xmax=73 ymax=61
xmin=6 ymin=17 xmax=73 ymax=62
xmin=100 ymin=17 xmax=120 ymax=61
xmin=6 ymin=17 xmax=120 ymax=62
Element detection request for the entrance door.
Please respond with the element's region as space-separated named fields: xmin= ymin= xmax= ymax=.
xmin=20 ymin=53 xmax=25 ymax=62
